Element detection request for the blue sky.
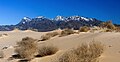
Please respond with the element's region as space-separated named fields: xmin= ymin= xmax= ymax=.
xmin=0 ymin=0 xmax=120 ymax=25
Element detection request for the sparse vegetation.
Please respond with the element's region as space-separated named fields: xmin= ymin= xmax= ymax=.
xmin=37 ymin=44 xmax=58 ymax=57
xmin=3 ymin=33 xmax=8 ymax=36
xmin=46 ymin=32 xmax=59 ymax=37
xmin=40 ymin=32 xmax=59 ymax=41
xmin=115 ymin=27 xmax=120 ymax=32
xmin=0 ymin=33 xmax=8 ymax=37
xmin=104 ymin=29 xmax=112 ymax=32
xmin=100 ymin=21 xmax=116 ymax=30
xmin=18 ymin=59 xmax=29 ymax=62
xmin=56 ymin=41 xmax=104 ymax=62
xmin=15 ymin=37 xmax=38 ymax=60
xmin=88 ymin=41 xmax=104 ymax=58
xmin=56 ymin=50 xmax=78 ymax=62
xmin=60 ymin=28 xmax=74 ymax=37
xmin=79 ymin=26 xmax=90 ymax=32
xmin=40 ymin=34 xmax=51 ymax=41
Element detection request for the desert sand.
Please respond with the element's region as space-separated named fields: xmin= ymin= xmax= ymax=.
xmin=0 ymin=30 xmax=120 ymax=62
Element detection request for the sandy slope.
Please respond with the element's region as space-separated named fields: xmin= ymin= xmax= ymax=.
xmin=0 ymin=30 xmax=46 ymax=49
xmin=0 ymin=31 xmax=120 ymax=62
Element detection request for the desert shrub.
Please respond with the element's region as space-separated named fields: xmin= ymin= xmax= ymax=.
xmin=115 ymin=27 xmax=120 ymax=32
xmin=18 ymin=59 xmax=29 ymax=62
xmin=40 ymin=35 xmax=51 ymax=41
xmin=100 ymin=21 xmax=116 ymax=30
xmin=0 ymin=33 xmax=8 ymax=37
xmin=60 ymin=29 xmax=74 ymax=37
xmin=79 ymin=26 xmax=90 ymax=32
xmin=107 ymin=23 xmax=116 ymax=30
xmin=3 ymin=33 xmax=8 ymax=36
xmin=74 ymin=41 xmax=104 ymax=62
xmin=88 ymin=41 xmax=104 ymax=58
xmin=15 ymin=37 xmax=38 ymax=60
xmin=0 ymin=50 xmax=4 ymax=58
xmin=46 ymin=32 xmax=59 ymax=37
xmin=104 ymin=29 xmax=112 ymax=32
xmin=56 ymin=41 xmax=104 ymax=62
xmin=37 ymin=44 xmax=58 ymax=57
xmin=56 ymin=50 xmax=78 ymax=62
xmin=40 ymin=32 xmax=59 ymax=41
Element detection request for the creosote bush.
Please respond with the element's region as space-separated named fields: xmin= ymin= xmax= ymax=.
xmin=60 ymin=29 xmax=74 ymax=37
xmin=15 ymin=37 xmax=38 ymax=60
xmin=56 ymin=41 xmax=104 ymax=62
xmin=37 ymin=44 xmax=58 ymax=57
xmin=79 ymin=26 xmax=90 ymax=32
xmin=40 ymin=32 xmax=59 ymax=41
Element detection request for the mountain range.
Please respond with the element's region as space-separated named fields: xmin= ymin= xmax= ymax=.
xmin=0 ymin=16 xmax=102 ymax=32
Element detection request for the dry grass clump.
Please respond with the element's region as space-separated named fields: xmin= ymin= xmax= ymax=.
xmin=79 ymin=26 xmax=90 ymax=32
xmin=56 ymin=41 xmax=104 ymax=62
xmin=59 ymin=29 xmax=74 ymax=37
xmin=15 ymin=37 xmax=38 ymax=60
xmin=40 ymin=32 xmax=59 ymax=41
xmin=37 ymin=44 xmax=58 ymax=57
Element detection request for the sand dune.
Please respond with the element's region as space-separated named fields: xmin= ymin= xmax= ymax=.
xmin=0 ymin=31 xmax=120 ymax=62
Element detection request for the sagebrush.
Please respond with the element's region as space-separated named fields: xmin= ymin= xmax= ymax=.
xmin=37 ymin=44 xmax=58 ymax=57
xmin=41 ymin=32 xmax=59 ymax=41
xmin=60 ymin=29 xmax=74 ymax=37
xmin=15 ymin=37 xmax=38 ymax=60
xmin=56 ymin=41 xmax=104 ymax=62
xmin=79 ymin=26 xmax=90 ymax=32
xmin=100 ymin=21 xmax=116 ymax=30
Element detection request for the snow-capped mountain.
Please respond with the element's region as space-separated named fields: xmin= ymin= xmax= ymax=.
xmin=19 ymin=17 xmax=31 ymax=24
xmin=54 ymin=16 xmax=97 ymax=22
xmin=55 ymin=15 xmax=65 ymax=21
xmin=67 ymin=16 xmax=81 ymax=21
xmin=0 ymin=15 xmax=102 ymax=31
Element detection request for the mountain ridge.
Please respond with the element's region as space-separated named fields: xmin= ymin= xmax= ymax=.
xmin=0 ymin=16 xmax=102 ymax=32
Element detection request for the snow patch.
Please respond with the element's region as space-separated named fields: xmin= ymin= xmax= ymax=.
xmin=36 ymin=16 xmax=44 ymax=19
xmin=81 ymin=17 xmax=90 ymax=21
xmin=55 ymin=15 xmax=65 ymax=21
